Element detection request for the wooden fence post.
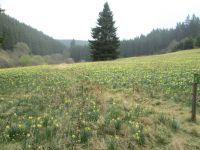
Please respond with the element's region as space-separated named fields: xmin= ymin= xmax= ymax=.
xmin=192 ymin=82 xmax=197 ymax=121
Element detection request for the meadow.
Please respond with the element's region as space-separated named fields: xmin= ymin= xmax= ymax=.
xmin=0 ymin=49 xmax=200 ymax=149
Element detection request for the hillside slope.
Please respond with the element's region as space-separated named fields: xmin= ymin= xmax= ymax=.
xmin=0 ymin=49 xmax=200 ymax=149
xmin=0 ymin=14 xmax=66 ymax=55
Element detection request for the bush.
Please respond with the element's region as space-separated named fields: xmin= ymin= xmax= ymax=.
xmin=0 ymin=56 xmax=10 ymax=67
xmin=183 ymin=38 xmax=194 ymax=49
xmin=170 ymin=118 xmax=180 ymax=132
xmin=173 ymin=38 xmax=194 ymax=51
xmin=19 ymin=55 xmax=32 ymax=66
xmin=65 ymin=58 xmax=74 ymax=63
xmin=44 ymin=54 xmax=65 ymax=64
xmin=0 ymin=49 xmax=15 ymax=67
xmin=0 ymin=47 xmax=73 ymax=68
xmin=30 ymin=55 xmax=45 ymax=65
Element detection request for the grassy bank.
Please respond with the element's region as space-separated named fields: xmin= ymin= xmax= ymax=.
xmin=0 ymin=49 xmax=200 ymax=149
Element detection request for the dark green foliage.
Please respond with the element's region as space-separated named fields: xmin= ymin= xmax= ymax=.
xmin=59 ymin=39 xmax=88 ymax=47
xmin=89 ymin=2 xmax=120 ymax=61
xmin=0 ymin=37 xmax=3 ymax=44
xmin=80 ymin=129 xmax=91 ymax=143
xmin=173 ymin=38 xmax=194 ymax=51
xmin=0 ymin=14 xmax=66 ymax=55
xmin=195 ymin=35 xmax=200 ymax=47
xmin=69 ymin=39 xmax=91 ymax=62
xmin=120 ymin=14 xmax=200 ymax=57
xmin=107 ymin=139 xmax=117 ymax=150
xmin=170 ymin=118 xmax=180 ymax=132
xmin=183 ymin=38 xmax=194 ymax=49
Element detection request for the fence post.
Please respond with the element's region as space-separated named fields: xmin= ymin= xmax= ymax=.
xmin=192 ymin=82 xmax=197 ymax=121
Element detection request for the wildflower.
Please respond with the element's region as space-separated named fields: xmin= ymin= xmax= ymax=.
xmin=135 ymin=122 xmax=139 ymax=128
xmin=28 ymin=116 xmax=33 ymax=119
xmin=37 ymin=124 xmax=42 ymax=128
xmin=115 ymin=135 xmax=119 ymax=140
xmin=65 ymin=100 xmax=70 ymax=104
xmin=72 ymin=134 xmax=76 ymax=139
xmin=85 ymin=127 xmax=91 ymax=131
xmin=18 ymin=124 xmax=22 ymax=128
xmin=6 ymin=125 xmax=10 ymax=129
xmin=27 ymin=133 xmax=31 ymax=137
xmin=37 ymin=117 xmax=42 ymax=120
xmin=28 ymin=145 xmax=31 ymax=148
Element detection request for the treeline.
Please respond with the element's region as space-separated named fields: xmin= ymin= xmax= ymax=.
xmin=119 ymin=14 xmax=200 ymax=57
xmin=0 ymin=14 xmax=66 ymax=55
xmin=59 ymin=39 xmax=88 ymax=47
xmin=59 ymin=39 xmax=91 ymax=61
xmin=68 ymin=39 xmax=91 ymax=62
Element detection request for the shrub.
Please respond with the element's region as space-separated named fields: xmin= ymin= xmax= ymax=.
xmin=30 ymin=55 xmax=45 ymax=65
xmin=0 ymin=50 xmax=15 ymax=67
xmin=170 ymin=118 xmax=180 ymax=132
xmin=183 ymin=38 xmax=194 ymax=49
xmin=19 ymin=55 xmax=32 ymax=66
xmin=173 ymin=38 xmax=194 ymax=51
xmin=0 ymin=56 xmax=10 ymax=67
xmin=107 ymin=139 xmax=118 ymax=150
xmin=65 ymin=58 xmax=74 ymax=63
xmin=44 ymin=53 xmax=65 ymax=64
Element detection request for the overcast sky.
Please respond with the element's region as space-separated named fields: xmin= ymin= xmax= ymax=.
xmin=1 ymin=0 xmax=200 ymax=40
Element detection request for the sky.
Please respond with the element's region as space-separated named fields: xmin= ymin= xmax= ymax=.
xmin=0 ymin=0 xmax=200 ymax=40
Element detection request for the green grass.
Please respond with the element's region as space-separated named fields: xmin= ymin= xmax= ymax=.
xmin=0 ymin=49 xmax=200 ymax=149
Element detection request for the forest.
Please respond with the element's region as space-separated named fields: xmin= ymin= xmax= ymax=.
xmin=119 ymin=15 xmax=200 ymax=57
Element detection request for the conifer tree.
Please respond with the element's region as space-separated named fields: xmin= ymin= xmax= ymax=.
xmin=89 ymin=2 xmax=120 ymax=61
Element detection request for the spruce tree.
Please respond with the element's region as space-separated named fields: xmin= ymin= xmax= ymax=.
xmin=89 ymin=2 xmax=120 ymax=61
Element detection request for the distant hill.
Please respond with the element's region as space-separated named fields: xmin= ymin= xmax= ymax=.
xmin=59 ymin=39 xmax=88 ymax=47
xmin=0 ymin=14 xmax=67 ymax=55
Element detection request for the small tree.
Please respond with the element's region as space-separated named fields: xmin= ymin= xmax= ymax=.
xmin=89 ymin=2 xmax=120 ymax=61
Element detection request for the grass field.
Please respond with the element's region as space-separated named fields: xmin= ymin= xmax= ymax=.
xmin=0 ymin=49 xmax=200 ymax=149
